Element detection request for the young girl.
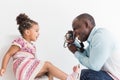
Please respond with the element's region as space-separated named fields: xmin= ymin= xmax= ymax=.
xmin=0 ymin=13 xmax=80 ymax=80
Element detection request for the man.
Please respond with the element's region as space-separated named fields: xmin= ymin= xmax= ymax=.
xmin=67 ymin=13 xmax=120 ymax=80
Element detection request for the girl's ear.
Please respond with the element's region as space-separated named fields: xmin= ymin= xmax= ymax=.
xmin=25 ymin=30 xmax=30 ymax=35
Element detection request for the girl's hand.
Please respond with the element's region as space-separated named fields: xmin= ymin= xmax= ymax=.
xmin=0 ymin=68 xmax=5 ymax=76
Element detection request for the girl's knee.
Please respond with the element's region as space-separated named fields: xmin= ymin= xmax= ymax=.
xmin=44 ymin=61 xmax=52 ymax=66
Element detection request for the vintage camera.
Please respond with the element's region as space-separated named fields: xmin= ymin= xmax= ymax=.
xmin=65 ymin=30 xmax=75 ymax=40
xmin=63 ymin=30 xmax=85 ymax=52
xmin=63 ymin=30 xmax=75 ymax=48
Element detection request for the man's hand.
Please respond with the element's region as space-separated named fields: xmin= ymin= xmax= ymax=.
xmin=67 ymin=43 xmax=78 ymax=53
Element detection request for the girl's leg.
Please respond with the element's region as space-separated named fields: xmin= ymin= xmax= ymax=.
xmin=46 ymin=72 xmax=53 ymax=80
xmin=36 ymin=61 xmax=68 ymax=80
xmin=36 ymin=61 xmax=80 ymax=80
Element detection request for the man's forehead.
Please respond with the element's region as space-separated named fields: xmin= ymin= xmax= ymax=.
xmin=72 ymin=19 xmax=80 ymax=26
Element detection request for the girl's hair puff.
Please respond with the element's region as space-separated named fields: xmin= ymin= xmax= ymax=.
xmin=16 ymin=13 xmax=38 ymax=36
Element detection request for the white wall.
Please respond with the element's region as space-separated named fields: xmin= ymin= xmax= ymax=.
xmin=0 ymin=0 xmax=120 ymax=80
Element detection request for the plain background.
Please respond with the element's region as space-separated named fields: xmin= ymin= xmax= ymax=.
xmin=0 ymin=0 xmax=120 ymax=80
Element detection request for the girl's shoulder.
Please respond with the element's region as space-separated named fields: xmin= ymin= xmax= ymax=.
xmin=12 ymin=36 xmax=25 ymax=48
xmin=13 ymin=36 xmax=24 ymax=43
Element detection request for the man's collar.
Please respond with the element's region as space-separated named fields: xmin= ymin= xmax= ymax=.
xmin=87 ymin=27 xmax=97 ymax=43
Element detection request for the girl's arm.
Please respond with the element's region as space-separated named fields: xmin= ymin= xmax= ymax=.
xmin=0 ymin=45 xmax=20 ymax=76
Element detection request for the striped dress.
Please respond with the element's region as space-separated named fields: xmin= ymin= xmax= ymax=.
xmin=12 ymin=37 xmax=44 ymax=80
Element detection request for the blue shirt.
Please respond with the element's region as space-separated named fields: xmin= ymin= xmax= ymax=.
xmin=74 ymin=27 xmax=120 ymax=79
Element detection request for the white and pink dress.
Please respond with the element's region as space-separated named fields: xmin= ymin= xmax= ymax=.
xmin=12 ymin=37 xmax=44 ymax=80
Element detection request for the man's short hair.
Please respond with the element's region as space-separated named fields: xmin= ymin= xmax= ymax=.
xmin=76 ymin=13 xmax=96 ymax=26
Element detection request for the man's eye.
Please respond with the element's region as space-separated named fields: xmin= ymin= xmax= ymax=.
xmin=74 ymin=27 xmax=79 ymax=30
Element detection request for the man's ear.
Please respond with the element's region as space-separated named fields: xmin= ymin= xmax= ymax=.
xmin=84 ymin=19 xmax=90 ymax=28
xmin=25 ymin=30 xmax=30 ymax=35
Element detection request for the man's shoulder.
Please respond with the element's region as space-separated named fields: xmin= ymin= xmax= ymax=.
xmin=95 ymin=27 xmax=111 ymax=34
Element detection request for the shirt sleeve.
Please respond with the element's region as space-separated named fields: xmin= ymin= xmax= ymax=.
xmin=12 ymin=37 xmax=24 ymax=48
xmin=74 ymin=33 xmax=112 ymax=71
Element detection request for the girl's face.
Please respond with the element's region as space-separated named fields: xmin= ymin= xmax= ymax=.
xmin=24 ymin=24 xmax=40 ymax=42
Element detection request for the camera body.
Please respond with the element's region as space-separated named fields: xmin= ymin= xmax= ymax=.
xmin=65 ymin=30 xmax=75 ymax=40
xmin=64 ymin=30 xmax=85 ymax=52
xmin=63 ymin=30 xmax=75 ymax=48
